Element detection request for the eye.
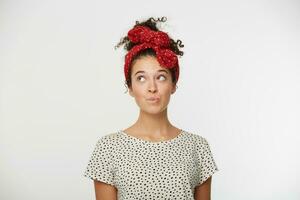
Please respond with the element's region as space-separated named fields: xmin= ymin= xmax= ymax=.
xmin=158 ymin=75 xmax=166 ymax=81
xmin=137 ymin=76 xmax=145 ymax=82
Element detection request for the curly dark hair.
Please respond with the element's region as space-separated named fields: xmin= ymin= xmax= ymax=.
xmin=115 ymin=16 xmax=184 ymax=91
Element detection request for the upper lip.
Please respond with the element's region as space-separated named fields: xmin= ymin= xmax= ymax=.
xmin=147 ymin=97 xmax=159 ymax=100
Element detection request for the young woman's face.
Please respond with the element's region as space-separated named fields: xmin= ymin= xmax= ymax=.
xmin=128 ymin=56 xmax=177 ymax=115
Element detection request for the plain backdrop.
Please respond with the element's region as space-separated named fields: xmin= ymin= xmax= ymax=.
xmin=1 ymin=0 xmax=300 ymax=199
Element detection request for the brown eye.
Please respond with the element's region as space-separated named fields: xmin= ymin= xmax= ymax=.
xmin=137 ymin=76 xmax=145 ymax=82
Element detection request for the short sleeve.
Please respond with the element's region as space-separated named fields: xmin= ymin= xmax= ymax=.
xmin=83 ymin=138 xmax=115 ymax=186
xmin=196 ymin=137 xmax=219 ymax=185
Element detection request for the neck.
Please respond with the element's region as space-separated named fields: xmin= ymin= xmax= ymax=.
xmin=133 ymin=108 xmax=173 ymax=136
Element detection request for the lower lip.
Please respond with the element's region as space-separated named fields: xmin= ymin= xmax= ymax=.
xmin=147 ymin=98 xmax=160 ymax=103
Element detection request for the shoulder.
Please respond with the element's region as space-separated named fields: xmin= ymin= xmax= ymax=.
xmin=92 ymin=132 xmax=120 ymax=147
xmin=101 ymin=132 xmax=120 ymax=140
xmin=182 ymin=130 xmax=214 ymax=153
xmin=182 ymin=130 xmax=209 ymax=144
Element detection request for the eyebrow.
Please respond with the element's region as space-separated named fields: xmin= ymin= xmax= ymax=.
xmin=134 ymin=69 xmax=169 ymax=76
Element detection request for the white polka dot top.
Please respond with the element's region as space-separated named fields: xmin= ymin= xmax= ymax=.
xmin=83 ymin=129 xmax=219 ymax=199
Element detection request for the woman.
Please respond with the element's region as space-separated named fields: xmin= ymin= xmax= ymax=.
xmin=84 ymin=17 xmax=219 ymax=200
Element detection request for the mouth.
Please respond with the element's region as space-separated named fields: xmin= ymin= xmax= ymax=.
xmin=146 ymin=97 xmax=160 ymax=103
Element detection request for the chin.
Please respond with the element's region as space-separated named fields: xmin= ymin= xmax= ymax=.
xmin=144 ymin=109 xmax=163 ymax=115
xmin=141 ymin=105 xmax=168 ymax=115
xmin=135 ymin=99 xmax=169 ymax=114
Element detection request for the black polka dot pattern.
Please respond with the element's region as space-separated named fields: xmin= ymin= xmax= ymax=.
xmin=84 ymin=130 xmax=219 ymax=199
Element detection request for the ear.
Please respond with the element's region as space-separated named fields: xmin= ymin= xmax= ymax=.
xmin=171 ymin=84 xmax=177 ymax=94
xmin=128 ymin=87 xmax=134 ymax=97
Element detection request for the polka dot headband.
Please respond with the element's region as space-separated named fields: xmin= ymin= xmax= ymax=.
xmin=124 ymin=25 xmax=179 ymax=83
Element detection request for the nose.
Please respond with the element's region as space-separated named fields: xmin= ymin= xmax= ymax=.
xmin=148 ymin=79 xmax=157 ymax=93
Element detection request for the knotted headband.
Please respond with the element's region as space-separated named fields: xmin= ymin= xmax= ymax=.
xmin=124 ymin=25 xmax=179 ymax=83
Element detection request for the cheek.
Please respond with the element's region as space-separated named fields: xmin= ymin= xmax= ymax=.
xmin=131 ymin=85 xmax=145 ymax=98
xmin=161 ymin=85 xmax=173 ymax=94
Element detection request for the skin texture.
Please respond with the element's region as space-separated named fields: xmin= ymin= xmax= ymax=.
xmin=124 ymin=55 xmax=181 ymax=141
xmin=128 ymin=56 xmax=176 ymax=116
xmin=94 ymin=181 xmax=117 ymax=200
xmin=194 ymin=177 xmax=212 ymax=200
xmin=94 ymin=55 xmax=212 ymax=199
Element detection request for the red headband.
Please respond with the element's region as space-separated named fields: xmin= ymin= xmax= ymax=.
xmin=124 ymin=25 xmax=179 ymax=83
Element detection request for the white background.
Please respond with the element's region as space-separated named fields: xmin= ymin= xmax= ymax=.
xmin=1 ymin=0 xmax=300 ymax=199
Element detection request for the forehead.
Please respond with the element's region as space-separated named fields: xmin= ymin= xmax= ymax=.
xmin=131 ymin=56 xmax=168 ymax=74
